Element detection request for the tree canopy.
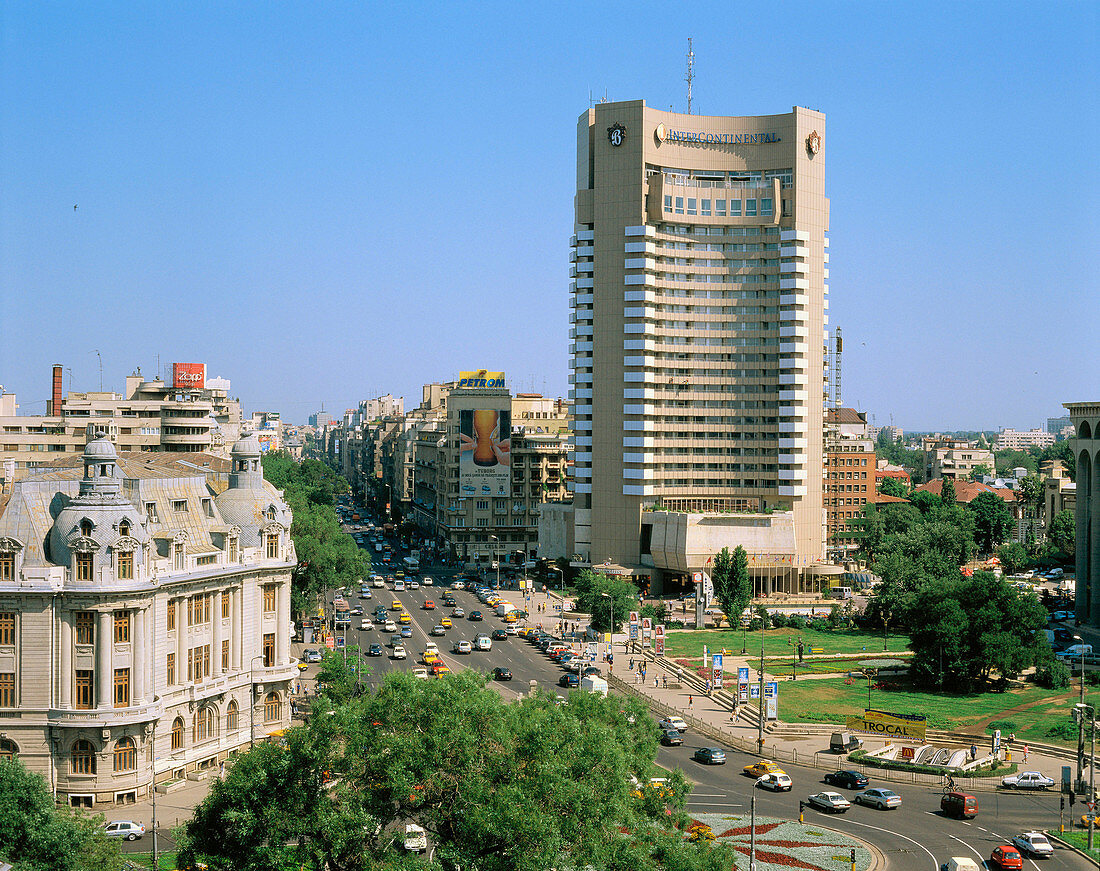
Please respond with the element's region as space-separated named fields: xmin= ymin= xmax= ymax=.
xmin=709 ymin=546 xmax=751 ymax=626
xmin=178 ymin=667 xmax=731 ymax=871
xmin=877 ymin=476 xmax=909 ymax=499
xmin=0 ymin=758 xmax=122 ymax=871
xmin=969 ymin=491 xmax=1015 ymax=554
xmin=573 ymin=570 xmax=640 ymax=632
xmin=1050 ymin=509 xmax=1075 ymax=556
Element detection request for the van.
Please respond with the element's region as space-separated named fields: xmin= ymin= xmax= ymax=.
xmin=940 ymin=791 xmax=978 ymax=819
xmin=941 ymin=858 xmax=980 ymax=871
xmin=1058 ymin=643 xmax=1093 ymax=659
xmin=830 ymin=586 xmax=853 ymax=600
xmin=1047 ymin=568 xmax=1064 ymax=579
xmin=830 ymin=732 xmax=863 ymax=753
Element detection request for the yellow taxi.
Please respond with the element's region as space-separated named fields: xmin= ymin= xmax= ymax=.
xmin=743 ymin=760 xmax=785 ymax=779
xmin=391 ymin=599 xmax=403 ymax=611
xmin=502 ymin=613 xmax=519 ymax=623
xmin=440 ymin=617 xmax=452 ymax=628
xmin=422 ymin=651 xmax=440 ymax=666
xmin=399 ymin=612 xmax=411 ymax=624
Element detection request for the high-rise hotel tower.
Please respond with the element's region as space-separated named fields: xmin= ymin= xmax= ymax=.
xmin=570 ymin=101 xmax=830 ymax=592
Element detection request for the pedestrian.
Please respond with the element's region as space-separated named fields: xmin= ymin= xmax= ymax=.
xmin=654 ymin=675 xmax=659 ymax=688
xmin=970 ymin=744 xmax=977 ymax=761
xmin=688 ymin=695 xmax=693 ymax=710
xmin=629 ymin=657 xmax=634 ymax=671
xmin=219 ymin=762 xmax=225 ymax=779
xmin=1023 ymin=744 xmax=1029 ymax=762
xmin=662 ymin=674 xmax=667 ymax=689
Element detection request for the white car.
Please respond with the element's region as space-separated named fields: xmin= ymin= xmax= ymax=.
xmin=853 ymin=788 xmax=901 ymax=809
xmin=474 ymin=634 xmax=492 ymax=651
xmin=360 ymin=619 xmax=372 ymax=630
xmin=422 ymin=576 xmax=433 ymax=586
xmin=658 ymin=716 xmax=688 ymax=733
xmin=1012 ymin=832 xmax=1054 ymax=858
xmin=504 ymin=623 xmax=518 ymax=635
xmin=383 ymin=621 xmax=398 ymax=633
xmin=103 ymin=820 xmax=145 ymax=840
xmin=412 ymin=667 xmax=429 ymax=680
xmin=757 ymin=772 xmax=793 ymax=792
xmin=452 ymin=640 xmax=473 ymax=654
xmin=1001 ymin=771 xmax=1055 ymax=789
xmin=408 ymin=580 xmax=420 ymax=590
xmin=372 ymin=577 xmax=384 ymax=588
xmin=806 ymin=791 xmax=851 ymax=813
xmin=452 ymin=608 xmax=465 ymax=618
xmin=391 ymin=645 xmax=407 ymax=660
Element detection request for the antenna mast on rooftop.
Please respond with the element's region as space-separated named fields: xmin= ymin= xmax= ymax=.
xmin=685 ymin=38 xmax=695 ymax=114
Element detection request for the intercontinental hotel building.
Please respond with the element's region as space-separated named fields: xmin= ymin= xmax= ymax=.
xmin=570 ymin=100 xmax=841 ymax=595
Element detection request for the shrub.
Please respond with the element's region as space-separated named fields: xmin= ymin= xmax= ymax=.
xmin=827 ymin=605 xmax=844 ymax=628
xmin=786 ymin=614 xmax=806 ymax=630
xmin=1045 ymin=720 xmax=1079 ymax=741
xmin=986 ymin=720 xmax=1018 ymax=734
xmin=770 ymin=612 xmax=788 ymax=629
xmin=1034 ymin=660 xmax=1071 ymax=690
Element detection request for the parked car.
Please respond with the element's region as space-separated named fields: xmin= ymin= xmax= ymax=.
xmin=1001 ymin=771 xmax=1055 ymax=789
xmin=824 ymin=770 xmax=868 ymax=789
xmin=660 ymin=729 xmax=683 ymax=747
xmin=658 ymin=716 xmax=688 ymax=733
xmin=757 ymin=772 xmax=793 ymax=792
xmin=559 ymin=673 xmax=580 ymax=688
xmin=103 ymin=820 xmax=145 ymax=841
xmin=806 ymin=791 xmax=851 ymax=813
xmin=1011 ymin=832 xmax=1054 ymax=858
xmin=853 ymin=788 xmax=901 ymax=809
xmin=693 ymin=747 xmax=726 ymax=765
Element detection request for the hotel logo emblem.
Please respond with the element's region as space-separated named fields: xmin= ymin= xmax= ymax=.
xmin=607 ymin=123 xmax=626 ymax=147
xmin=807 ymin=130 xmax=822 ymax=156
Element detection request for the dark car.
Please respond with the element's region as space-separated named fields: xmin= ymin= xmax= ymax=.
xmin=824 ymin=770 xmax=868 ymax=790
xmin=492 ymin=667 xmax=513 ymax=681
xmin=581 ymin=666 xmax=601 ymax=677
xmin=491 ymin=629 xmax=508 ymax=640
xmin=660 ymin=729 xmax=683 ymax=746
xmin=389 ymin=634 xmax=402 ymax=647
xmin=558 ymin=673 xmax=580 ymax=688
xmin=469 ymin=610 xmax=483 ymax=621
xmin=693 ymin=747 xmax=727 ymax=765
xmin=367 ymin=644 xmax=383 ymax=657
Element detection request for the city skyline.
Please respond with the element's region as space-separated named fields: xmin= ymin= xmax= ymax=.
xmin=1 ymin=2 xmax=1095 ymax=429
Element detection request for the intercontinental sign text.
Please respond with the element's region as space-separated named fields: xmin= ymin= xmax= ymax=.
xmin=666 ymin=131 xmax=780 ymax=145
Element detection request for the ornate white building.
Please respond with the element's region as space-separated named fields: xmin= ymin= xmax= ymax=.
xmin=0 ymin=430 xmax=296 ymax=807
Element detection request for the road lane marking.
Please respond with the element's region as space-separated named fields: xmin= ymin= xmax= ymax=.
xmin=838 ymin=818 xmax=938 ymax=870
xmin=949 ymin=834 xmax=984 ymax=861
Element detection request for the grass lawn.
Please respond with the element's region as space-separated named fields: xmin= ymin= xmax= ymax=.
xmin=1053 ymin=829 xmax=1100 ymax=859
xmin=762 ymin=655 xmax=912 ymax=676
xmin=664 ymin=626 xmax=911 ymax=661
xmin=775 ymin=677 xmax=1100 ymax=742
xmin=123 ymin=851 xmax=177 ymax=869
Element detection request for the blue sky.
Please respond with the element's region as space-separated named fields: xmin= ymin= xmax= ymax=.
xmin=1 ymin=2 xmax=1096 ymax=430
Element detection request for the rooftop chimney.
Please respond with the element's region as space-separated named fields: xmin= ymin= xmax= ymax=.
xmin=49 ymin=364 xmax=62 ymax=415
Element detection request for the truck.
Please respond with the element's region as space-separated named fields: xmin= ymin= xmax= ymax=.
xmin=403 ymin=556 xmax=420 ymax=574
xmin=580 ymin=676 xmax=608 ymax=697
xmin=494 ymin=602 xmax=518 ymax=617
xmin=403 ymin=824 xmax=427 ymax=853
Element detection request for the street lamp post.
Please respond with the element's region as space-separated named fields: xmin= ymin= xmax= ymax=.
xmin=249 ymin=654 xmax=265 ymax=748
xmin=1075 ymin=703 xmax=1096 ymax=851
xmin=749 ymin=778 xmax=762 ymax=870
xmin=600 ymin=592 xmax=612 ymax=665
xmin=490 ymin=535 xmax=500 ymax=589
xmin=1075 ymin=635 xmax=1087 ymax=789
xmin=757 ymin=610 xmax=766 ymax=752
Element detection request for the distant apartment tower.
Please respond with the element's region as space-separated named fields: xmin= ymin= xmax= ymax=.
xmin=997 ymin=427 xmax=1056 ymax=451
xmin=922 ymin=437 xmax=994 ymax=481
xmin=571 ymin=101 xmax=829 ymax=590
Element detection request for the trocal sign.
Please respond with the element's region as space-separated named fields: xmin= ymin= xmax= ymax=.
xmin=845 ymin=709 xmax=927 ymax=742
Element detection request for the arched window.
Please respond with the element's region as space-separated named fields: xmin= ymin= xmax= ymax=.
xmin=263 ymin=692 xmax=281 ymax=723
xmin=79 ymin=519 xmax=94 ymax=537
xmin=193 ymin=706 xmax=214 ymax=742
xmin=0 ymin=738 xmax=17 ymax=760
xmin=113 ymin=736 xmax=136 ymax=771
xmin=118 ymin=520 xmax=130 ymax=537
xmin=71 ymin=739 xmax=96 ymax=774
xmin=267 ymin=506 xmax=276 ymax=521
xmin=227 ymin=700 xmax=239 ymax=732
xmin=171 ymin=717 xmax=184 ymax=750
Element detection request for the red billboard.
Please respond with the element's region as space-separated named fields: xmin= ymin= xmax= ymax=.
xmin=173 ymin=362 xmax=206 ymax=390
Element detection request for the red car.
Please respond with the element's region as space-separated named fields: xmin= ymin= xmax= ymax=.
xmin=990 ymin=845 xmax=1023 ymax=870
xmin=423 ymin=600 xmax=436 ymax=610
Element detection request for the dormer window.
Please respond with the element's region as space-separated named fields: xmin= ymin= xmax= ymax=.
xmin=118 ymin=520 xmax=130 ymax=538
xmin=266 ymin=506 xmax=276 ymax=521
xmin=79 ymin=520 xmax=93 ymax=538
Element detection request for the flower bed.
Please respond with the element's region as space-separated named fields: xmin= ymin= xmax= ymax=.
xmin=683 ymin=813 xmax=871 ymax=870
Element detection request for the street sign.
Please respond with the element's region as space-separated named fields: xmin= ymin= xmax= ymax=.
xmin=692 ymin=572 xmax=703 ymax=583
xmin=712 ymin=653 xmax=723 ymax=689
xmin=750 ymin=685 xmax=760 ymax=699
xmin=629 ymin=625 xmax=638 ymax=640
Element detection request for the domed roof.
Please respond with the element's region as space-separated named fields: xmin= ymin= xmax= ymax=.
xmin=230 ymin=431 xmax=262 ymax=457
xmin=82 ymin=431 xmax=118 ymax=462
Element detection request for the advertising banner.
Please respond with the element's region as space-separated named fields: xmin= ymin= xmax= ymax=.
xmin=173 ymin=362 xmax=206 ymax=390
xmin=712 ymin=653 xmax=723 ymax=688
xmin=654 ymin=624 xmax=665 ymax=656
xmin=766 ymin=696 xmax=778 ymax=720
xmin=458 ymin=406 xmax=511 ymax=497
xmin=629 ymin=625 xmax=638 ymax=640
xmin=629 ymin=611 xmax=639 ymax=626
xmin=457 ymin=370 xmax=506 ymax=389
xmin=845 ymin=709 xmax=927 ymax=742
xmin=764 ymin=681 xmax=778 ymax=698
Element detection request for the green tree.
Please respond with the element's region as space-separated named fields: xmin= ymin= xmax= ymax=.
xmin=708 ymin=546 xmax=751 ymax=628
xmin=994 ymin=448 xmax=1037 ymax=476
xmin=1017 ymin=474 xmax=1044 ymax=515
xmin=1036 ymin=440 xmax=1076 ymax=481
xmin=1050 ymin=509 xmax=1076 ymax=555
xmin=574 ymin=570 xmax=639 ymax=632
xmin=968 ymin=463 xmax=993 ymax=481
xmin=180 ymin=671 xmax=726 ymax=871
xmin=940 ymin=477 xmax=957 ymax=508
xmin=996 ymin=541 xmax=1029 ymax=575
xmin=0 ymin=758 xmax=122 ymax=871
xmin=877 ymin=476 xmax=909 ymax=498
xmin=968 ymin=491 xmax=1015 ymax=553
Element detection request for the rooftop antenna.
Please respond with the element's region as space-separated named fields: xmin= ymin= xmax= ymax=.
xmin=589 ymin=89 xmax=594 ymax=109
xmin=93 ymin=349 xmax=103 ymax=391
xmin=685 ymin=37 xmax=695 ymax=114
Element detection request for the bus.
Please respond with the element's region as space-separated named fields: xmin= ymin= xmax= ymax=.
xmin=333 ymin=597 xmax=351 ymax=628
xmin=403 ymin=556 xmax=420 ymax=574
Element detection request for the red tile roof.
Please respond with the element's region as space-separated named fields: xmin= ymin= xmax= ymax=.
xmin=825 ymin=407 xmax=867 ymax=425
xmin=913 ymin=479 xmax=1016 ymax=503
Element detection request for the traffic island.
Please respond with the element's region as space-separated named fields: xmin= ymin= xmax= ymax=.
xmin=684 ymin=813 xmax=877 ymax=870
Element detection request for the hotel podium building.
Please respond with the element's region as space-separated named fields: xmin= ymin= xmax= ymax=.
xmin=571 ymin=100 xmax=835 ymax=594
xmin=0 ymin=430 xmax=296 ymax=806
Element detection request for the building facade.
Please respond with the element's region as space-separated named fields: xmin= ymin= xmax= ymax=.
xmin=824 ymin=437 xmax=876 ymax=558
xmin=1065 ymin=402 xmax=1099 ymax=628
xmin=996 ymin=428 xmax=1056 ymax=451
xmin=0 ymin=431 xmax=296 ymax=806
xmin=571 ymin=100 xmax=828 ymax=590
xmin=922 ymin=437 xmax=995 ymax=481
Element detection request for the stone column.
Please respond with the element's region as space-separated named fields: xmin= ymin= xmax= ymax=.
xmin=212 ymin=592 xmax=224 ymax=676
xmin=132 ymin=605 xmax=145 ymax=705
xmin=231 ymin=586 xmax=242 ymax=671
xmin=97 ymin=610 xmax=112 ymax=709
xmin=175 ymin=598 xmax=186 ymax=686
xmin=1090 ymin=447 xmax=1100 ymax=625
xmin=60 ymin=612 xmax=72 ymax=708
xmin=277 ymin=579 xmax=291 ymax=665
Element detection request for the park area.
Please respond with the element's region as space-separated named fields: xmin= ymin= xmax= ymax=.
xmin=664 ymin=626 xmax=912 ymax=661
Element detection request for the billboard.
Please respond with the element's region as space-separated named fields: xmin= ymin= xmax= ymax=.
xmin=845 ymin=709 xmax=927 ymax=742
xmin=457 ymin=370 xmax=506 ymax=389
xmin=173 ymin=362 xmax=206 ymax=390
xmin=458 ymin=407 xmax=511 ymax=497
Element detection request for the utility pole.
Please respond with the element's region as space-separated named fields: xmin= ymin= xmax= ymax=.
xmin=151 ymin=720 xmax=158 ymax=871
xmin=757 ymin=612 xmax=766 ymax=751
